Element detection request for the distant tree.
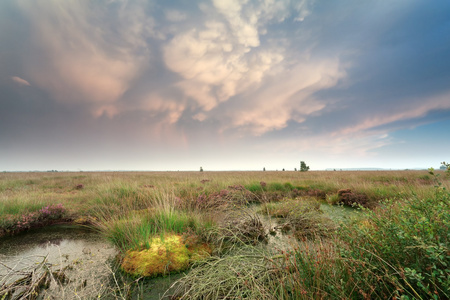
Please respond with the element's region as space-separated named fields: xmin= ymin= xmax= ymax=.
xmin=300 ymin=161 xmax=310 ymax=172
xmin=200 ymin=166 xmax=203 ymax=172
xmin=282 ymin=168 xmax=285 ymax=171
xmin=294 ymin=168 xmax=297 ymax=171
xmin=441 ymin=161 xmax=450 ymax=175
xmin=263 ymin=167 xmax=266 ymax=171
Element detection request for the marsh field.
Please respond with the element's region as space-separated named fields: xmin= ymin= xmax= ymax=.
xmin=1 ymin=170 xmax=449 ymax=299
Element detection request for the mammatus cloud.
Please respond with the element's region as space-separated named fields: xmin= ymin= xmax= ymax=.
xmin=222 ymin=58 xmax=345 ymax=135
xmin=17 ymin=0 xmax=154 ymax=117
xmin=165 ymin=10 xmax=187 ymax=22
xmin=163 ymin=0 xmax=323 ymax=134
xmin=163 ymin=21 xmax=284 ymax=111
xmin=11 ymin=76 xmax=31 ymax=86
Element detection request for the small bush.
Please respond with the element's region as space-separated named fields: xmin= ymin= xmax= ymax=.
xmin=337 ymin=189 xmax=370 ymax=208
xmin=339 ymin=187 xmax=450 ymax=299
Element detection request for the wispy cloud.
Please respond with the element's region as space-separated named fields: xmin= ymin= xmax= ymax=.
xmin=11 ymin=76 xmax=31 ymax=86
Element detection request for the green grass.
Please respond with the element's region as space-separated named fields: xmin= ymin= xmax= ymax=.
xmin=98 ymin=206 xmax=212 ymax=252
xmin=0 ymin=170 xmax=448 ymax=299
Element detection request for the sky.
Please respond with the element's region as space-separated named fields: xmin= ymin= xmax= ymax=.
xmin=1 ymin=0 xmax=449 ymax=171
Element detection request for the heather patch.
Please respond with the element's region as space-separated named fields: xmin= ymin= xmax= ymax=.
xmin=0 ymin=203 xmax=67 ymax=236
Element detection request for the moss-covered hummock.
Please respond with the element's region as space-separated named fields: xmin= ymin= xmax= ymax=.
xmin=120 ymin=234 xmax=211 ymax=277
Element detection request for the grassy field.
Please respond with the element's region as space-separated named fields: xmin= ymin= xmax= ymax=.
xmin=0 ymin=169 xmax=449 ymax=299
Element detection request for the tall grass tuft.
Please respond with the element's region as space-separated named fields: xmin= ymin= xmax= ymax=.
xmin=99 ymin=209 xmax=210 ymax=252
xmin=170 ymin=246 xmax=282 ymax=300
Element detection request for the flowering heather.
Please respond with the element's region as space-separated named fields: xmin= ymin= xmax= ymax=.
xmin=39 ymin=203 xmax=65 ymax=219
xmin=227 ymin=184 xmax=246 ymax=191
xmin=15 ymin=212 xmax=38 ymax=230
xmin=11 ymin=204 xmax=66 ymax=232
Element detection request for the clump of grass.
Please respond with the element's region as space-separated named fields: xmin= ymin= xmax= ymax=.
xmin=260 ymin=198 xmax=318 ymax=218
xmin=245 ymin=182 xmax=265 ymax=193
xmin=99 ymin=208 xmax=211 ymax=252
xmin=213 ymin=210 xmax=268 ymax=249
xmin=260 ymin=199 xmax=335 ymax=239
xmin=276 ymin=239 xmax=355 ymax=299
xmin=169 ymin=246 xmax=282 ymax=300
xmin=267 ymin=182 xmax=288 ymax=192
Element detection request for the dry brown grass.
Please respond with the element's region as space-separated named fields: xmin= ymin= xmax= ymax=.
xmin=0 ymin=170 xmax=446 ymax=237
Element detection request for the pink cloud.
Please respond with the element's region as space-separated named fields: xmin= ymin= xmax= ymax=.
xmin=11 ymin=76 xmax=31 ymax=86
xmin=17 ymin=0 xmax=152 ymax=116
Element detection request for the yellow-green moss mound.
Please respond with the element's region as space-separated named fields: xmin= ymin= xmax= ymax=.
xmin=121 ymin=234 xmax=210 ymax=277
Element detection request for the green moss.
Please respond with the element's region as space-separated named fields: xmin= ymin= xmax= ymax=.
xmin=121 ymin=234 xmax=211 ymax=277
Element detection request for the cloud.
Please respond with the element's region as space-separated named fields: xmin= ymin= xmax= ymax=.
xmin=222 ymin=58 xmax=345 ymax=135
xmin=16 ymin=0 xmax=154 ymax=117
xmin=11 ymin=76 xmax=30 ymax=86
xmin=163 ymin=21 xmax=284 ymax=111
xmin=163 ymin=0 xmax=314 ymax=119
xmin=3 ymin=0 xmax=449 ymax=172
xmin=165 ymin=10 xmax=187 ymax=22
xmin=139 ymin=93 xmax=186 ymax=125
xmin=334 ymin=92 xmax=450 ymax=137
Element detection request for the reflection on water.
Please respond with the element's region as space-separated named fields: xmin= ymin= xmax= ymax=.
xmin=0 ymin=225 xmax=192 ymax=299
xmin=256 ymin=203 xmax=361 ymax=253
xmin=319 ymin=203 xmax=361 ymax=222
xmin=0 ymin=225 xmax=117 ymax=299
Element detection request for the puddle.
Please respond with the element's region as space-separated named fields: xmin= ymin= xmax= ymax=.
xmin=254 ymin=202 xmax=361 ymax=253
xmin=0 ymin=225 xmax=117 ymax=299
xmin=0 ymin=226 xmax=197 ymax=299
xmin=319 ymin=203 xmax=362 ymax=223
xmin=257 ymin=212 xmax=299 ymax=252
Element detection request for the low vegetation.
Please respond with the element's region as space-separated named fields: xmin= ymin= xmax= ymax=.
xmin=0 ymin=169 xmax=448 ymax=299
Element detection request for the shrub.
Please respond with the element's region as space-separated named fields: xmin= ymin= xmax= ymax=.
xmin=337 ymin=189 xmax=370 ymax=208
xmin=338 ymin=187 xmax=450 ymax=299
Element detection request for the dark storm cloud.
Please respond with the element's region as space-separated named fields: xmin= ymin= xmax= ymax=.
xmin=261 ymin=0 xmax=450 ymax=139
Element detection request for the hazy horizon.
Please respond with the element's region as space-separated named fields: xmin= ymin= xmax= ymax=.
xmin=1 ymin=0 xmax=449 ymax=172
